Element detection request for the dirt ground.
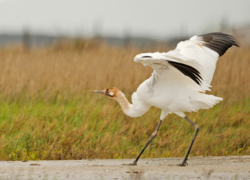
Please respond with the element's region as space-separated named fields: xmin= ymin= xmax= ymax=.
xmin=0 ymin=156 xmax=250 ymax=180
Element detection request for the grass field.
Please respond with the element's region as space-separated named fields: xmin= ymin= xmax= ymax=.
xmin=0 ymin=41 xmax=249 ymax=161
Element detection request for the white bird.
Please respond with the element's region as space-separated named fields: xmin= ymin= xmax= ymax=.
xmin=92 ymin=32 xmax=239 ymax=166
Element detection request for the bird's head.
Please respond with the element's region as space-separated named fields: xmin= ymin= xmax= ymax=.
xmin=91 ymin=87 xmax=120 ymax=100
xmin=91 ymin=87 xmax=131 ymax=116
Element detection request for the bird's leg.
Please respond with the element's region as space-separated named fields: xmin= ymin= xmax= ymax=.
xmin=128 ymin=119 xmax=162 ymax=166
xmin=179 ymin=116 xmax=199 ymax=166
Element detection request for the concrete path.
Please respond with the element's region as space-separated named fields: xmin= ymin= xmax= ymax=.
xmin=0 ymin=156 xmax=250 ymax=180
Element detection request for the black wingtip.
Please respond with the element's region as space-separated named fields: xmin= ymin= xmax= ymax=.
xmin=168 ymin=61 xmax=203 ymax=86
xmin=198 ymin=32 xmax=239 ymax=56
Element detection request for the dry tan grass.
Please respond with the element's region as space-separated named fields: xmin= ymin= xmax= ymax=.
xmin=0 ymin=42 xmax=248 ymax=100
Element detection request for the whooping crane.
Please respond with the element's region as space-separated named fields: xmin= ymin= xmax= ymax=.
xmin=92 ymin=32 xmax=239 ymax=166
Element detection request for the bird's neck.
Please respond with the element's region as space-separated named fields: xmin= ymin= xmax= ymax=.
xmin=115 ymin=91 xmax=150 ymax=118
xmin=115 ymin=92 xmax=132 ymax=116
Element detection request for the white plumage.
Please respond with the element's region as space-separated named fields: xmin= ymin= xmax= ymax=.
xmin=92 ymin=32 xmax=239 ymax=166
xmin=133 ymin=39 xmax=220 ymax=118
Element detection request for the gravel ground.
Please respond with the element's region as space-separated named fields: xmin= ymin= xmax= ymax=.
xmin=0 ymin=156 xmax=250 ymax=180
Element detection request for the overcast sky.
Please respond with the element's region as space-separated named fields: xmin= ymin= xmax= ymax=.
xmin=0 ymin=0 xmax=249 ymax=39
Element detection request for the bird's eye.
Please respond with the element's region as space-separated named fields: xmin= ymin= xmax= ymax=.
xmin=106 ymin=89 xmax=113 ymax=97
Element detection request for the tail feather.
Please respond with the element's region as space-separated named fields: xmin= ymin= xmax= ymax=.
xmin=191 ymin=94 xmax=223 ymax=110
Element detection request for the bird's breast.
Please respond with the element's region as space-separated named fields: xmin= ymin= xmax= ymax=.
xmin=136 ymin=78 xmax=180 ymax=109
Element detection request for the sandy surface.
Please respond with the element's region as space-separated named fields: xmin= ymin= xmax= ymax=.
xmin=0 ymin=156 xmax=250 ymax=180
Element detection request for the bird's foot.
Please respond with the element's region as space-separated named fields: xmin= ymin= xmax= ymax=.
xmin=168 ymin=161 xmax=188 ymax=167
xmin=178 ymin=161 xmax=188 ymax=166
xmin=123 ymin=161 xmax=137 ymax=166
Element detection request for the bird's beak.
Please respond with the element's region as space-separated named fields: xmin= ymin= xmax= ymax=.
xmin=91 ymin=90 xmax=106 ymax=95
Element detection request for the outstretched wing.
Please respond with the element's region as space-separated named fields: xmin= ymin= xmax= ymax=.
xmin=193 ymin=32 xmax=239 ymax=56
xmin=134 ymin=53 xmax=203 ymax=86
xmin=164 ymin=32 xmax=239 ymax=91
xmin=135 ymin=32 xmax=239 ymax=92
